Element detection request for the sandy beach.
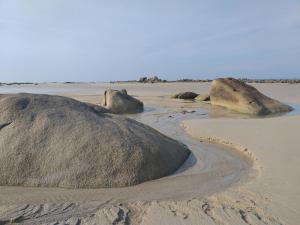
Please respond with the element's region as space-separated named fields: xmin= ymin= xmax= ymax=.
xmin=0 ymin=82 xmax=299 ymax=225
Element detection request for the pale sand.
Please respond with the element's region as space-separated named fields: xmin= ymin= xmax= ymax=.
xmin=0 ymin=82 xmax=299 ymax=224
xmin=182 ymin=115 xmax=300 ymax=225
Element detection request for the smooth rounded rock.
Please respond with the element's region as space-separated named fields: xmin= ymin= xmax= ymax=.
xmin=209 ymin=77 xmax=293 ymax=115
xmin=0 ymin=93 xmax=190 ymax=188
xmin=172 ymin=92 xmax=198 ymax=100
xmin=103 ymin=89 xmax=143 ymax=114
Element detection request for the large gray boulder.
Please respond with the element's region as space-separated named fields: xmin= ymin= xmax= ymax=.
xmin=103 ymin=89 xmax=144 ymax=114
xmin=0 ymin=93 xmax=189 ymax=188
xmin=209 ymin=78 xmax=293 ymax=115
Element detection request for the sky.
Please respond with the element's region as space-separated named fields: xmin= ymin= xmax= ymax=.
xmin=0 ymin=0 xmax=300 ymax=82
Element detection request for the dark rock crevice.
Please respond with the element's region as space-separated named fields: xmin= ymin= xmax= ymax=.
xmin=0 ymin=122 xmax=12 ymax=131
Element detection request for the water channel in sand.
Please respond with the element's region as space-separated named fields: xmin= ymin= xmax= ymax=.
xmin=0 ymin=104 xmax=254 ymax=206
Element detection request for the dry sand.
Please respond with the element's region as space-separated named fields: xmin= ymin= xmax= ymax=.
xmin=182 ymin=115 xmax=300 ymax=225
xmin=0 ymin=82 xmax=299 ymax=224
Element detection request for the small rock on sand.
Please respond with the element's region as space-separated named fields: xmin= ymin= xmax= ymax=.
xmin=102 ymin=89 xmax=144 ymax=114
xmin=172 ymin=92 xmax=198 ymax=100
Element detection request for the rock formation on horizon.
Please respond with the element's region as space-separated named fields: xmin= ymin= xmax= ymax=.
xmin=102 ymin=89 xmax=144 ymax=114
xmin=209 ymin=77 xmax=293 ymax=115
xmin=137 ymin=76 xmax=166 ymax=83
xmin=0 ymin=93 xmax=189 ymax=188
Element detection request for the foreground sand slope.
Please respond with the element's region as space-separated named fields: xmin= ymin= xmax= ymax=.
xmin=182 ymin=115 xmax=300 ymax=224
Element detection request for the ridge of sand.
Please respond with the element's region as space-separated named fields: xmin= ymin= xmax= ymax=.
xmin=182 ymin=115 xmax=300 ymax=225
xmin=179 ymin=127 xmax=258 ymax=168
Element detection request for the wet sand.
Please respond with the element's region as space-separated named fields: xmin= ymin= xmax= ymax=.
xmin=0 ymin=82 xmax=299 ymax=224
xmin=0 ymin=107 xmax=253 ymax=205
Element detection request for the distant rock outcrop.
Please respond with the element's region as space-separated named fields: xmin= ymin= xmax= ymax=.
xmin=0 ymin=93 xmax=189 ymax=188
xmin=209 ymin=77 xmax=293 ymax=115
xmin=172 ymin=92 xmax=198 ymax=100
xmin=137 ymin=76 xmax=165 ymax=83
xmin=102 ymin=89 xmax=144 ymax=114
xmin=138 ymin=77 xmax=147 ymax=82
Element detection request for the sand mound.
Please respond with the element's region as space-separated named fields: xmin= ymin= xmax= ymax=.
xmin=0 ymin=93 xmax=189 ymax=188
xmin=209 ymin=78 xmax=293 ymax=115
xmin=103 ymin=89 xmax=143 ymax=114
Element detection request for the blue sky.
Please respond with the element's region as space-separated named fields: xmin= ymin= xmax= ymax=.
xmin=0 ymin=0 xmax=300 ymax=82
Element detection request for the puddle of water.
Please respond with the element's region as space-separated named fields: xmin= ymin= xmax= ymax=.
xmin=128 ymin=106 xmax=254 ymax=184
xmin=195 ymin=101 xmax=299 ymax=119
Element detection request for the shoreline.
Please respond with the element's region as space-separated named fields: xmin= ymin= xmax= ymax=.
xmin=1 ymin=77 xmax=300 ymax=86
